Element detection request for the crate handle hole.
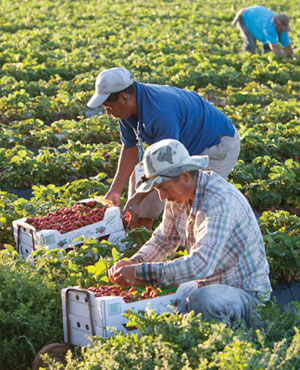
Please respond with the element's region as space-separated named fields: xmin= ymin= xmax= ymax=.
xmin=77 ymin=322 xmax=81 ymax=328
xmin=75 ymin=295 xmax=79 ymax=301
xmin=84 ymin=297 xmax=89 ymax=303
xmin=85 ymin=324 xmax=89 ymax=330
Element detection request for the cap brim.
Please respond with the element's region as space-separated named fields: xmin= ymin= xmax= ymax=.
xmin=136 ymin=175 xmax=174 ymax=193
xmin=87 ymin=92 xmax=110 ymax=108
xmin=136 ymin=156 xmax=209 ymax=193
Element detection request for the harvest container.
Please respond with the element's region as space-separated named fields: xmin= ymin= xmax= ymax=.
xmin=13 ymin=198 xmax=126 ymax=258
xmin=61 ymin=281 xmax=198 ymax=346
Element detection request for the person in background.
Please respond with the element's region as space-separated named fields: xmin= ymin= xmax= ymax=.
xmin=87 ymin=67 xmax=240 ymax=229
xmin=233 ymin=5 xmax=297 ymax=61
xmin=108 ymin=139 xmax=271 ymax=326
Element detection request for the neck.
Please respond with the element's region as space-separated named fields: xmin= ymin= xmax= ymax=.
xmin=129 ymin=93 xmax=138 ymax=121
xmin=188 ymin=174 xmax=199 ymax=206
xmin=133 ymin=103 xmax=138 ymax=121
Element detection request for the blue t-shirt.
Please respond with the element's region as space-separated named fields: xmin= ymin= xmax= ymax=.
xmin=243 ymin=6 xmax=290 ymax=47
xmin=119 ymin=82 xmax=235 ymax=156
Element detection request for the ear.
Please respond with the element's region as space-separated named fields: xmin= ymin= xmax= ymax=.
xmin=118 ymin=92 xmax=127 ymax=102
xmin=119 ymin=92 xmax=129 ymax=103
xmin=181 ymin=172 xmax=191 ymax=183
xmin=274 ymin=19 xmax=280 ymax=30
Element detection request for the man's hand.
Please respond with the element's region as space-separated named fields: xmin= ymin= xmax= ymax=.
xmin=104 ymin=146 xmax=140 ymax=207
xmin=122 ymin=192 xmax=147 ymax=229
xmin=285 ymin=44 xmax=297 ymax=62
xmin=269 ymin=43 xmax=290 ymax=61
xmin=108 ymin=259 xmax=142 ymax=287
xmin=108 ymin=260 xmax=133 ymax=282
xmin=104 ymin=190 xmax=121 ymax=207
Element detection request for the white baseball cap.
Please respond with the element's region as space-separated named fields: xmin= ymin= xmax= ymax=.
xmin=87 ymin=67 xmax=134 ymax=108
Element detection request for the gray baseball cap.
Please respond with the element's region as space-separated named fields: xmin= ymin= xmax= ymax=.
xmin=136 ymin=139 xmax=209 ymax=193
xmin=275 ymin=14 xmax=291 ymax=32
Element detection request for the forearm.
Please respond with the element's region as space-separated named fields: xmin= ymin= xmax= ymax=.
xmin=269 ymin=43 xmax=289 ymax=61
xmin=134 ymin=253 xmax=204 ymax=287
xmin=130 ymin=220 xmax=181 ymax=263
xmin=285 ymin=44 xmax=296 ymax=59
xmin=109 ymin=145 xmax=139 ymax=194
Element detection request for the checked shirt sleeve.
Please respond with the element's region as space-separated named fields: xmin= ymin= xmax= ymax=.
xmin=131 ymin=203 xmax=182 ymax=263
xmin=135 ymin=207 xmax=237 ymax=287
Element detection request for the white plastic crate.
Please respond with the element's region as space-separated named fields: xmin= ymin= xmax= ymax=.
xmin=17 ymin=229 xmax=126 ymax=259
xmin=13 ymin=199 xmax=126 ymax=258
xmin=61 ymin=281 xmax=198 ymax=346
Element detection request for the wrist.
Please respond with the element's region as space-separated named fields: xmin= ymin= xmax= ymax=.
xmin=133 ymin=265 xmax=144 ymax=282
xmin=128 ymin=258 xmax=140 ymax=265
xmin=108 ymin=185 xmax=122 ymax=195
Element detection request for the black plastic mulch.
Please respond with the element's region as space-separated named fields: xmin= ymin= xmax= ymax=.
xmin=271 ymin=281 xmax=300 ymax=308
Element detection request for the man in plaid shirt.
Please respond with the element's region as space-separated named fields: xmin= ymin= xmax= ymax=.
xmin=109 ymin=139 xmax=271 ymax=325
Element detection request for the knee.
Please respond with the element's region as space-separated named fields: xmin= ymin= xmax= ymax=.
xmin=186 ymin=285 xmax=258 ymax=326
xmin=186 ymin=286 xmax=228 ymax=324
xmin=186 ymin=286 xmax=217 ymax=316
xmin=245 ymin=43 xmax=256 ymax=53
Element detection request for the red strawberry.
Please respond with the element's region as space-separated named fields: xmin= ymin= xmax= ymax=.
xmin=125 ymin=212 xmax=131 ymax=224
xmin=86 ymin=201 xmax=95 ymax=208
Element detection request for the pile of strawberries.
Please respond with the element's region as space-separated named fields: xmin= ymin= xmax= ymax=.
xmin=26 ymin=201 xmax=106 ymax=234
xmin=87 ymin=285 xmax=162 ymax=303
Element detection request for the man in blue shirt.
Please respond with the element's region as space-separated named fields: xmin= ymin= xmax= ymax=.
xmin=233 ymin=6 xmax=296 ymax=61
xmin=87 ymin=67 xmax=240 ymax=229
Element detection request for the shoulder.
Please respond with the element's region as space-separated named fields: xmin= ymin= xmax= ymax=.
xmin=200 ymin=172 xmax=243 ymax=214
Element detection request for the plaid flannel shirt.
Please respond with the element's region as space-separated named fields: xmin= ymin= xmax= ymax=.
xmin=132 ymin=171 xmax=271 ymax=300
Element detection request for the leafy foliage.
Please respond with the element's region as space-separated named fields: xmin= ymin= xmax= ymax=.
xmin=259 ymin=211 xmax=300 ymax=284
xmin=0 ymin=247 xmax=62 ymax=369
xmin=43 ymin=306 xmax=300 ymax=369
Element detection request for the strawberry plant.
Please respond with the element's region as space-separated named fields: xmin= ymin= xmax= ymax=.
xmin=239 ymin=120 xmax=300 ymax=162
xmin=0 ymin=142 xmax=120 ymax=190
xmin=229 ymin=157 xmax=300 ymax=211
xmin=50 ymin=115 xmax=119 ymax=145
xmin=0 ymin=248 xmax=62 ymax=370
xmin=28 ymin=241 xmax=121 ymax=289
xmin=259 ymin=211 xmax=300 ymax=285
xmin=42 ymin=306 xmax=300 ymax=369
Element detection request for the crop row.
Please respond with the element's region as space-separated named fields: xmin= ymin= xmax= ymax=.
xmin=0 ymin=115 xmax=119 ymax=148
xmin=1 ymin=103 xmax=299 ymax=161
xmin=0 ymin=142 xmax=120 ymax=190
xmin=1 ymin=68 xmax=300 ymax=124
xmin=0 ymin=142 xmax=299 ymax=213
